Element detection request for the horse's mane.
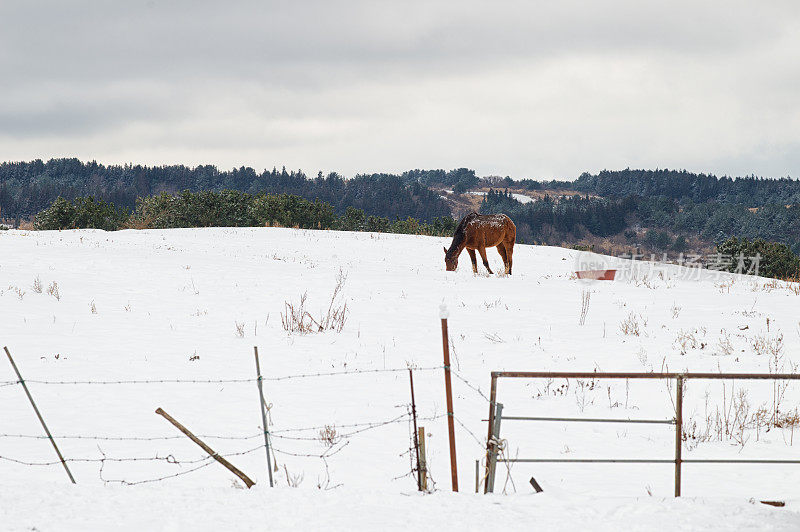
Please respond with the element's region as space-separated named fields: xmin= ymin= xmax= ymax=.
xmin=447 ymin=212 xmax=477 ymax=255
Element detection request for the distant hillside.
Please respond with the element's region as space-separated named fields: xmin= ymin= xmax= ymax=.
xmin=3 ymin=159 xmax=800 ymax=256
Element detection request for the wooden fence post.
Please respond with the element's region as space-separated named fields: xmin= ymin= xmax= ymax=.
xmin=418 ymin=427 xmax=428 ymax=491
xmin=440 ymin=304 xmax=458 ymax=492
xmin=409 ymin=368 xmax=423 ymax=491
xmin=155 ymin=407 xmax=255 ymax=488
xmin=3 ymin=346 xmax=75 ymax=484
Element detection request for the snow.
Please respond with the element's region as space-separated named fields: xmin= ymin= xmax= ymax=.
xmin=2 ymin=227 xmax=800 ymax=530
xmin=466 ymin=191 xmax=535 ymax=203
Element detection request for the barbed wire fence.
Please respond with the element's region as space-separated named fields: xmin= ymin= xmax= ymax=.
xmin=1 ymin=358 xmax=449 ymax=488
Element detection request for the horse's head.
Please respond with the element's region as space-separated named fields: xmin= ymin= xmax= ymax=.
xmin=444 ymin=246 xmax=458 ymax=271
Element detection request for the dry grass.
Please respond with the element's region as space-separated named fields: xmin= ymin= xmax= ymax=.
xmin=578 ymin=289 xmax=591 ymax=326
xmin=283 ymin=464 xmax=304 ymax=488
xmin=47 ymin=281 xmax=60 ymax=301
xmin=281 ymin=270 xmax=348 ymax=334
xmin=32 ymin=276 xmax=42 ymax=293
xmin=8 ymin=285 xmax=25 ymax=300
xmin=716 ymin=277 xmax=736 ymax=294
xmin=620 ymin=312 xmax=645 ymax=336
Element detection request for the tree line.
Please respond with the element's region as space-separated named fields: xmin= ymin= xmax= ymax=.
xmin=33 ymin=191 xmax=457 ymax=237
xmin=0 ymin=158 xmax=451 ymax=222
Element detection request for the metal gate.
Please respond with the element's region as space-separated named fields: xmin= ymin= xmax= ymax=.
xmin=484 ymin=371 xmax=800 ymax=495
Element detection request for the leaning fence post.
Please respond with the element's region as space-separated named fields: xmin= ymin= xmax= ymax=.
xmin=254 ymin=346 xmax=275 ymax=487
xmin=3 ymin=346 xmax=75 ymax=484
xmin=486 ymin=402 xmax=504 ymax=493
xmin=409 ymin=369 xmax=423 ymax=491
xmin=439 ymin=304 xmax=459 ymax=492
xmin=155 ymin=407 xmax=255 ymax=488
xmin=674 ymin=375 xmax=684 ymax=497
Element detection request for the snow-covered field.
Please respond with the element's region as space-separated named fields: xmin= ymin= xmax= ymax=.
xmin=2 ymin=227 xmax=800 ymax=530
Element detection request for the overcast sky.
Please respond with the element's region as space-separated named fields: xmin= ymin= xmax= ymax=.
xmin=1 ymin=1 xmax=798 ymax=180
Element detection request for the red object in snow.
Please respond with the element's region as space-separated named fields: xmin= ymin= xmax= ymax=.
xmin=575 ymin=269 xmax=617 ymax=281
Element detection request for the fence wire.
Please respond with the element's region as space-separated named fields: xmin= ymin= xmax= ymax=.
xmin=0 ymin=365 xmax=443 ymax=387
xmin=1 ymin=357 xmax=448 ymax=486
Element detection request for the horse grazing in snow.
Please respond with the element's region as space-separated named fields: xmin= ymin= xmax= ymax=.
xmin=443 ymin=212 xmax=516 ymax=274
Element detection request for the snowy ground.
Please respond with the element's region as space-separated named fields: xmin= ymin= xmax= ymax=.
xmin=2 ymin=227 xmax=800 ymax=530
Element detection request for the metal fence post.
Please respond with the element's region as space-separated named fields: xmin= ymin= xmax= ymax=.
xmin=253 ymin=346 xmax=274 ymax=487
xmin=484 ymin=372 xmax=498 ymax=492
xmin=3 ymin=346 xmax=75 ymax=484
xmin=486 ymin=402 xmax=504 ymax=493
xmin=674 ymin=375 xmax=684 ymax=497
xmin=440 ymin=304 xmax=459 ymax=492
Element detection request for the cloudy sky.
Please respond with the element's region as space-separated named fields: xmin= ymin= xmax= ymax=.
xmin=1 ymin=1 xmax=798 ymax=180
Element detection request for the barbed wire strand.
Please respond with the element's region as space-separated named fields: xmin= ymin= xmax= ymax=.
xmin=450 ymin=370 xmax=491 ymax=403
xmin=0 ymin=433 xmax=263 ymax=441
xmin=453 ymin=414 xmax=486 ymax=449
xmin=1 ymin=366 xmax=444 ymax=387
xmin=0 ymin=444 xmax=266 ymax=467
xmin=0 ymin=411 xmax=425 ymax=442
xmin=264 ymin=366 xmax=443 ymax=382
xmin=102 ymin=458 xmax=217 ymax=486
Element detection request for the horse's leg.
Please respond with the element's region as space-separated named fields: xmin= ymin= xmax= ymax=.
xmin=467 ymin=248 xmax=478 ymax=273
xmin=477 ymin=246 xmax=493 ymax=274
xmin=497 ymin=244 xmax=509 ymax=274
xmin=505 ymin=239 xmax=514 ymax=274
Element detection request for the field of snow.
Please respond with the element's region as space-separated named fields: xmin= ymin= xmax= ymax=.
xmin=2 ymin=227 xmax=800 ymax=530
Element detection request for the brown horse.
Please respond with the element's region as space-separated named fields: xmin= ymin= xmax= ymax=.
xmin=443 ymin=212 xmax=516 ymax=274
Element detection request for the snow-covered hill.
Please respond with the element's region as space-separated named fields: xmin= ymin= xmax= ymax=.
xmin=1 ymin=227 xmax=799 ymax=530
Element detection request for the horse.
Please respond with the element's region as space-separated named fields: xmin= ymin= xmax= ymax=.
xmin=443 ymin=212 xmax=516 ymax=274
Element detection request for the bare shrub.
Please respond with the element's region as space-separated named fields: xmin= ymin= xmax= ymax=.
xmin=673 ymin=329 xmax=698 ymax=355
xmin=751 ymin=333 xmax=783 ymax=358
xmin=715 ymin=330 xmax=734 ymax=357
xmin=47 ymin=281 xmax=60 ymax=301
xmin=318 ymin=425 xmax=341 ymax=448
xmin=234 ymin=321 xmax=245 ymax=338
xmin=32 ymin=276 xmax=43 ymax=293
xmin=671 ymin=304 xmax=681 ymax=319
xmin=578 ymin=289 xmax=591 ymax=326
